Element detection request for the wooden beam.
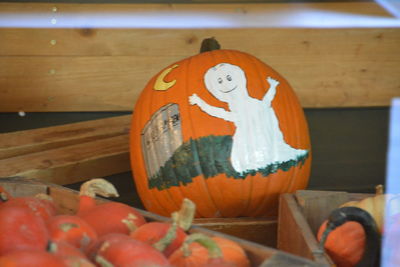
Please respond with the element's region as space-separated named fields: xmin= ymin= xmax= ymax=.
xmin=0 ymin=134 xmax=130 ymax=185
xmin=0 ymin=115 xmax=131 ymax=159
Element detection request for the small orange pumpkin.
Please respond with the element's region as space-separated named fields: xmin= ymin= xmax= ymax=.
xmin=318 ymin=206 xmax=381 ymax=267
xmin=130 ymin=198 xmax=195 ymax=257
xmin=168 ymin=233 xmax=250 ymax=267
xmin=77 ymin=178 xmax=146 ymax=236
xmin=317 ymin=220 xmax=366 ymax=267
xmin=130 ymin=38 xmax=311 ymax=218
xmin=94 ymin=236 xmax=170 ymax=267
xmin=47 ymin=214 xmax=98 ymax=253
xmin=47 ymin=240 xmax=94 ymax=267
xmin=0 ymin=202 xmax=50 ymax=255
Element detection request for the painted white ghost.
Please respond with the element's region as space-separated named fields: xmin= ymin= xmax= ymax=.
xmin=189 ymin=63 xmax=307 ymax=174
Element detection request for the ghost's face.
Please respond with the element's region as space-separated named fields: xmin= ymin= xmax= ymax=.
xmin=204 ymin=63 xmax=247 ymax=102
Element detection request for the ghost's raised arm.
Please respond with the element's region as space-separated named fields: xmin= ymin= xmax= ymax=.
xmin=262 ymin=77 xmax=279 ymax=105
xmin=189 ymin=94 xmax=234 ymax=122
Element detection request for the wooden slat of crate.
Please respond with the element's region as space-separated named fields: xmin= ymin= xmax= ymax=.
xmin=0 ymin=115 xmax=131 ymax=185
xmin=194 ymin=217 xmax=277 ymax=248
xmin=0 ymin=115 xmax=131 ymax=159
xmin=277 ymin=194 xmax=333 ymax=266
xmin=0 ymin=177 xmax=327 ymax=267
xmin=294 ymin=190 xmax=349 ymax=235
xmin=277 ymin=190 xmax=371 ymax=265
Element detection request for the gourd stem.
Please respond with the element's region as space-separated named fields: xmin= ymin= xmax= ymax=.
xmin=95 ymin=255 xmax=115 ymax=267
xmin=153 ymin=199 xmax=195 ymax=252
xmin=80 ymin=178 xmax=119 ymax=198
xmin=121 ymin=213 xmax=139 ymax=233
xmin=199 ymin=37 xmax=221 ymax=53
xmin=182 ymin=233 xmax=223 ymax=259
xmin=153 ymin=213 xmax=178 ymax=252
xmin=78 ymin=178 xmax=119 ymax=214
xmin=376 ymin=184 xmax=383 ymax=195
xmin=0 ymin=186 xmax=9 ymax=202
xmin=175 ymin=198 xmax=196 ymax=231
xmin=59 ymin=222 xmax=79 ymax=232
xmin=319 ymin=206 xmax=381 ymax=267
xmin=0 ymin=192 xmax=8 ymax=202
xmin=46 ymin=241 xmax=57 ymax=253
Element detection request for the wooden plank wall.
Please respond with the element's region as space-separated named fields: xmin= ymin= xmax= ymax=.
xmin=0 ymin=1 xmax=397 ymax=201
xmin=0 ymin=1 xmax=399 ymax=112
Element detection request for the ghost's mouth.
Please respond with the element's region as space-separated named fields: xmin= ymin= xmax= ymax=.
xmin=220 ymin=85 xmax=237 ymax=93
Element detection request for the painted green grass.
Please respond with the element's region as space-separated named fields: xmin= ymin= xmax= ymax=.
xmin=148 ymin=135 xmax=309 ymax=190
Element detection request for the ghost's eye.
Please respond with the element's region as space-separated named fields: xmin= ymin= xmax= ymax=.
xmin=217 ymin=78 xmax=223 ymax=84
xmin=226 ymin=75 xmax=232 ymax=81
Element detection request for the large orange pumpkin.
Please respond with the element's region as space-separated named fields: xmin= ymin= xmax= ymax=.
xmin=130 ymin=38 xmax=311 ymax=218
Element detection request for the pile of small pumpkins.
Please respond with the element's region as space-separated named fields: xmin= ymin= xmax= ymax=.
xmin=0 ymin=178 xmax=250 ymax=267
xmin=317 ymin=185 xmax=400 ymax=267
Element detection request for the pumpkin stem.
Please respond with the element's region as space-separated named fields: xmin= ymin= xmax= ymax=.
xmin=182 ymin=233 xmax=223 ymax=259
xmin=200 ymin=37 xmax=221 ymax=53
xmin=175 ymin=198 xmax=196 ymax=231
xmin=319 ymin=206 xmax=381 ymax=267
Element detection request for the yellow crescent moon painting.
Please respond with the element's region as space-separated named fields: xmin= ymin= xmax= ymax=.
xmin=153 ymin=64 xmax=179 ymax=91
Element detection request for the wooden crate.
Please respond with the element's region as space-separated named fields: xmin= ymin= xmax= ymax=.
xmin=277 ymin=190 xmax=370 ymax=265
xmin=0 ymin=177 xmax=326 ymax=267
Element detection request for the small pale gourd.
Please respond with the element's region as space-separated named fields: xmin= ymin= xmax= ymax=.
xmin=340 ymin=185 xmax=400 ymax=233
